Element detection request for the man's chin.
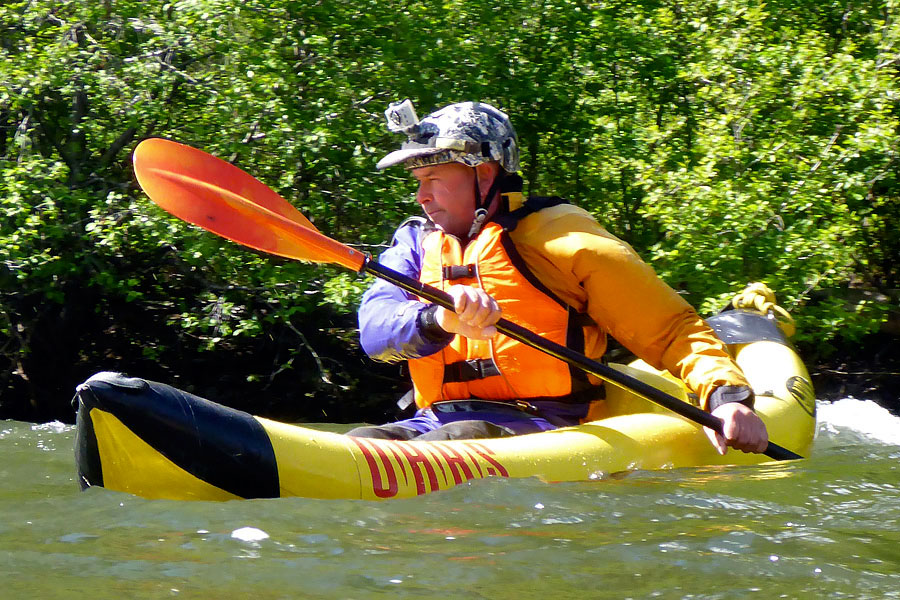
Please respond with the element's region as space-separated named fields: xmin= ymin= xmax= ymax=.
xmin=426 ymin=215 xmax=447 ymax=230
xmin=426 ymin=215 xmax=466 ymax=237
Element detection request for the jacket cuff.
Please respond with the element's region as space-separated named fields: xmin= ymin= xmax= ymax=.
xmin=707 ymin=385 xmax=755 ymax=412
xmin=416 ymin=305 xmax=455 ymax=344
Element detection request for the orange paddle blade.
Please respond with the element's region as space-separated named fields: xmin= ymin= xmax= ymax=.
xmin=132 ymin=138 xmax=366 ymax=271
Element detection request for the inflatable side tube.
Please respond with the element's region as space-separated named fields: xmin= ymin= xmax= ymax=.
xmin=706 ymin=310 xmax=792 ymax=347
xmin=73 ymin=372 xmax=279 ymax=499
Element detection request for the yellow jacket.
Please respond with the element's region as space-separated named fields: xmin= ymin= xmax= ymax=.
xmin=499 ymin=192 xmax=750 ymax=409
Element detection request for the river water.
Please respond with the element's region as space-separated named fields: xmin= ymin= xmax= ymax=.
xmin=2 ymin=398 xmax=898 ymax=599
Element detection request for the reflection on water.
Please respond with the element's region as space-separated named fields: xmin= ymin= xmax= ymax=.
xmin=2 ymin=398 xmax=899 ymax=599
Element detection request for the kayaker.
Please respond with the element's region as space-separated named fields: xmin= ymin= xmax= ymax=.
xmin=352 ymin=100 xmax=768 ymax=455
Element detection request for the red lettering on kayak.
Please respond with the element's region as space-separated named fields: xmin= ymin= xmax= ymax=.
xmin=422 ymin=443 xmax=449 ymax=485
xmin=387 ymin=444 xmax=410 ymax=487
xmin=350 ymin=437 xmax=398 ymax=499
xmin=431 ymin=442 xmax=476 ymax=485
xmin=465 ymin=442 xmax=510 ymax=477
xmin=396 ymin=442 xmax=440 ymax=496
xmin=352 ymin=438 xmax=511 ymax=498
xmin=460 ymin=445 xmax=485 ymax=478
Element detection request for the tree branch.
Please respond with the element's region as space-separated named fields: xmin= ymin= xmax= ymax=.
xmin=99 ymin=126 xmax=137 ymax=167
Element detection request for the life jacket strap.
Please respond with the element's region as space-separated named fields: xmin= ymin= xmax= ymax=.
xmin=493 ymin=195 xmax=570 ymax=232
xmin=505 ymin=386 xmax=607 ymax=405
xmin=443 ymin=358 xmax=501 ymax=383
xmin=442 ymin=358 xmax=606 ymax=405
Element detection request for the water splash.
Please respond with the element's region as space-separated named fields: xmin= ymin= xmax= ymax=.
xmin=30 ymin=421 xmax=70 ymax=434
xmin=231 ymin=527 xmax=270 ymax=543
xmin=817 ymin=398 xmax=900 ymax=446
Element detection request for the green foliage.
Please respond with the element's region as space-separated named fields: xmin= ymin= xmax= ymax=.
xmin=1 ymin=0 xmax=898 ymax=416
xmin=794 ymin=295 xmax=892 ymax=355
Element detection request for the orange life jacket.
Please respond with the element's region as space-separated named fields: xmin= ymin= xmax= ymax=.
xmin=408 ymin=198 xmax=604 ymax=409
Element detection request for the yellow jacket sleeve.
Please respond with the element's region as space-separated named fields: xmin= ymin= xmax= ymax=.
xmin=509 ymin=204 xmax=749 ymax=408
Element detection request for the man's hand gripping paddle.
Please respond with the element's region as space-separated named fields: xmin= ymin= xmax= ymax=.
xmin=132 ymin=138 xmax=802 ymax=461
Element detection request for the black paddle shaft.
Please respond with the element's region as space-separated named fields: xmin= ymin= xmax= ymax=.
xmin=364 ymin=259 xmax=802 ymax=461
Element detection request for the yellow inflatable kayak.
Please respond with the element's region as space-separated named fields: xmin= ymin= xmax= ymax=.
xmin=73 ymin=305 xmax=815 ymax=501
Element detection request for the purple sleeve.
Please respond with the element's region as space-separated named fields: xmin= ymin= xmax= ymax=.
xmin=357 ymin=219 xmax=450 ymax=362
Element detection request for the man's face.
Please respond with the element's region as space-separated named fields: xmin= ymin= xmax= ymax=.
xmin=412 ymin=163 xmax=477 ymax=238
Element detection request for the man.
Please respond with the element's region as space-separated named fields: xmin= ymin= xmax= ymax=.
xmin=352 ymin=100 xmax=768 ymax=455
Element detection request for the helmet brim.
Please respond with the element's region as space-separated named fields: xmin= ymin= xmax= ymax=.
xmin=376 ymin=147 xmax=448 ymax=170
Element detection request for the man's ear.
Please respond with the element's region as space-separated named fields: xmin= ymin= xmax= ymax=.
xmin=474 ymin=161 xmax=500 ymax=198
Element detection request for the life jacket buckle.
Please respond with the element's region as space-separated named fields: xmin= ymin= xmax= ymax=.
xmin=442 ymin=264 xmax=477 ymax=281
xmin=513 ymin=399 xmax=539 ymax=414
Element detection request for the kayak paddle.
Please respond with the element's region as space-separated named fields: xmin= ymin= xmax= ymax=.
xmin=132 ymin=138 xmax=802 ymax=461
xmin=132 ymin=138 xmax=366 ymax=269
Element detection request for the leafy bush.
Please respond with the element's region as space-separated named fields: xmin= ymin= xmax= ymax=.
xmin=2 ymin=0 xmax=897 ymax=418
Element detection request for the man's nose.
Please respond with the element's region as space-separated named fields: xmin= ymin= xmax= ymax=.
xmin=415 ymin=187 xmax=430 ymax=205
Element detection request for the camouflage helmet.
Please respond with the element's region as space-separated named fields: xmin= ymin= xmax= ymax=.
xmin=376 ymin=100 xmax=520 ymax=173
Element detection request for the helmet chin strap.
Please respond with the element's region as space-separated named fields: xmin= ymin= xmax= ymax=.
xmin=467 ymin=168 xmax=505 ymax=239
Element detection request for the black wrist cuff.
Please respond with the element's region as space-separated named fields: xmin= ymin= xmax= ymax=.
xmin=707 ymin=385 xmax=755 ymax=412
xmin=417 ymin=304 xmax=454 ymax=344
